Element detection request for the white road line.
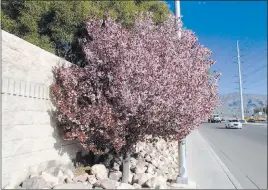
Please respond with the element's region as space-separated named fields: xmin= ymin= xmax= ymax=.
xmin=197 ymin=131 xmax=244 ymax=189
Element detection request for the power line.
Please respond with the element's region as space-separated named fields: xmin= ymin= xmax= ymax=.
xmin=243 ymin=49 xmax=267 ymax=64
xmin=243 ymin=63 xmax=267 ymax=77
xmin=245 ymin=77 xmax=266 ymax=87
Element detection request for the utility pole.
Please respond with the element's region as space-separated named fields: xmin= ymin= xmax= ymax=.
xmin=175 ymin=0 xmax=188 ymax=185
xmin=236 ymin=40 xmax=245 ymax=122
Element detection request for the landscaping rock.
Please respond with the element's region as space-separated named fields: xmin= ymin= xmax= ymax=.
xmin=115 ymin=183 xmax=135 ymax=189
xmin=128 ymin=172 xmax=134 ymax=184
xmin=65 ymin=169 xmax=75 ymax=180
xmin=146 ymin=164 xmax=156 ymax=175
xmin=45 ymin=166 xmax=63 ymax=177
xmin=133 ymin=183 xmax=142 ymax=189
xmin=94 ymin=179 xmax=118 ymax=189
xmin=145 ymin=176 xmax=167 ymax=189
xmin=109 ymin=171 xmax=122 ymax=181
xmin=151 ymin=158 xmax=160 ymax=168
xmin=52 ymin=183 xmax=93 ymax=189
xmin=40 ymin=172 xmax=59 ymax=187
xmin=21 ymin=177 xmax=48 ymax=189
xmin=135 ymin=161 xmax=147 ymax=174
xmin=88 ymin=175 xmax=97 ymax=185
xmin=73 ymin=173 xmax=90 ymax=182
xmin=91 ymin=164 xmax=108 ymax=180
xmin=155 ymin=184 xmax=170 ymax=189
xmin=145 ymin=177 xmax=158 ymax=188
xmin=155 ymin=170 xmax=167 ymax=184
xmin=65 ymin=177 xmax=74 ymax=183
xmin=130 ymin=157 xmax=138 ymax=168
xmin=133 ymin=173 xmax=152 ymax=186
xmin=112 ymin=162 xmax=120 ymax=171
xmin=145 ymin=155 xmax=151 ymax=163
xmin=29 ymin=174 xmax=39 ymax=178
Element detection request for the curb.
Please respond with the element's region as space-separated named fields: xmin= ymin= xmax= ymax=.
xmin=196 ymin=131 xmax=244 ymax=189
xmin=242 ymin=123 xmax=267 ymax=126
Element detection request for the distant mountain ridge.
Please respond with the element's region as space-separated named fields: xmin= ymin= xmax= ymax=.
xmin=215 ymin=92 xmax=267 ymax=117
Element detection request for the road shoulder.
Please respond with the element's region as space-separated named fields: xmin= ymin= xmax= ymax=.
xmin=187 ymin=130 xmax=243 ymax=189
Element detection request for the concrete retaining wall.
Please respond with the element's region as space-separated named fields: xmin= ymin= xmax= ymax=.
xmin=1 ymin=30 xmax=82 ymax=188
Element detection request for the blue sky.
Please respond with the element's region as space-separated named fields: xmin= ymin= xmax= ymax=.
xmin=165 ymin=1 xmax=267 ymax=95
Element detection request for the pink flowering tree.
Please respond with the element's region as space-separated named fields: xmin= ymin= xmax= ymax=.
xmin=50 ymin=13 xmax=220 ymax=182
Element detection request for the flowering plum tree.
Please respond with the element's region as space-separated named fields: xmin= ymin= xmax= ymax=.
xmin=50 ymin=13 xmax=220 ymax=182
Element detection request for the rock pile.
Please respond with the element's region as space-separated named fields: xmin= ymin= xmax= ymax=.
xmin=5 ymin=137 xmax=194 ymax=189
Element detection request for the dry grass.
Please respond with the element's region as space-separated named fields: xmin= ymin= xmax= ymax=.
xmin=73 ymin=166 xmax=91 ymax=176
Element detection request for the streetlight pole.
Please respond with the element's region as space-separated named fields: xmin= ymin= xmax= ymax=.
xmin=236 ymin=40 xmax=245 ymax=122
xmin=175 ymin=0 xmax=188 ymax=185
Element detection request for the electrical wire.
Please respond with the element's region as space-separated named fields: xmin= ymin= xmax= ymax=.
xmin=245 ymin=77 xmax=266 ymax=87
xmin=244 ymin=64 xmax=267 ymax=77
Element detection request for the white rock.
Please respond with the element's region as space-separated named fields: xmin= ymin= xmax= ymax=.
xmin=57 ymin=170 xmax=64 ymax=178
xmin=130 ymin=157 xmax=138 ymax=167
xmin=133 ymin=173 xmax=152 ymax=186
xmin=135 ymin=161 xmax=147 ymax=174
xmin=109 ymin=171 xmax=122 ymax=181
xmin=115 ymin=183 xmax=135 ymax=189
xmin=157 ymin=165 xmax=169 ymax=174
xmin=133 ymin=183 xmax=142 ymax=189
xmin=22 ymin=177 xmax=48 ymax=189
xmin=155 ymin=170 xmax=167 ymax=184
xmin=58 ymin=174 xmax=68 ymax=184
xmin=73 ymin=173 xmax=90 ymax=182
xmin=29 ymin=174 xmax=39 ymax=178
xmin=65 ymin=177 xmax=74 ymax=183
xmin=94 ymin=179 xmax=118 ymax=189
xmin=113 ymin=162 xmax=120 ymax=171
xmin=52 ymin=183 xmax=93 ymax=189
xmin=145 ymin=176 xmax=167 ymax=189
xmin=88 ymin=175 xmax=97 ymax=185
xmin=151 ymin=159 xmax=160 ymax=168
xmin=65 ymin=169 xmax=75 ymax=179
xmin=41 ymin=171 xmax=59 ymax=186
xmin=145 ymin=177 xmax=158 ymax=188
xmin=45 ymin=166 xmax=63 ymax=177
xmin=145 ymin=154 xmax=152 ymax=162
xmin=91 ymin=164 xmax=108 ymax=180
xmin=128 ymin=172 xmax=134 ymax=184
xmin=140 ymin=151 xmax=146 ymax=158
xmin=146 ymin=164 xmax=156 ymax=175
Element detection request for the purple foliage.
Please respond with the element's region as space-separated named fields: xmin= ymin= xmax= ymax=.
xmin=50 ymin=13 xmax=220 ymax=155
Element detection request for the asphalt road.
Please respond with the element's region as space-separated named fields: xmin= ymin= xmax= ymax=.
xmin=198 ymin=123 xmax=267 ymax=189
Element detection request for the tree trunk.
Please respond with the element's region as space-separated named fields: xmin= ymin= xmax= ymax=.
xmin=121 ymin=152 xmax=130 ymax=183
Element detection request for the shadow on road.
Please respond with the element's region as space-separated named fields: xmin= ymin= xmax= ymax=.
xmin=215 ymin=127 xmax=227 ymax=129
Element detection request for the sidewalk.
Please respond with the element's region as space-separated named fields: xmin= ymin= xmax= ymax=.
xmin=186 ymin=130 xmax=242 ymax=189
xmin=242 ymin=123 xmax=267 ymax=126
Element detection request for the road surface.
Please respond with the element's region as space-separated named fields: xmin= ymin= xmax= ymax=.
xmin=198 ymin=123 xmax=267 ymax=189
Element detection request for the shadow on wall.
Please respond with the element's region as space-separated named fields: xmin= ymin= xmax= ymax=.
xmin=47 ymin=66 xmax=120 ymax=170
xmin=47 ymin=109 xmax=119 ymax=170
xmin=47 ymin=109 xmax=99 ymax=168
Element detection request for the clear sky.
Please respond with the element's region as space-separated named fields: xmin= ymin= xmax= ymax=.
xmin=165 ymin=1 xmax=267 ymax=95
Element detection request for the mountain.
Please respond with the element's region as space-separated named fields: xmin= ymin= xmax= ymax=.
xmin=215 ymin=93 xmax=267 ymax=117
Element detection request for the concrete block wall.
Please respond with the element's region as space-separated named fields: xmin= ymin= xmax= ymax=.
xmin=1 ymin=30 xmax=83 ymax=188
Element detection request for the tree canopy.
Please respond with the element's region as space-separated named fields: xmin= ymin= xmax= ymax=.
xmin=1 ymin=0 xmax=171 ymax=66
xmin=50 ymin=14 xmax=219 ymax=156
